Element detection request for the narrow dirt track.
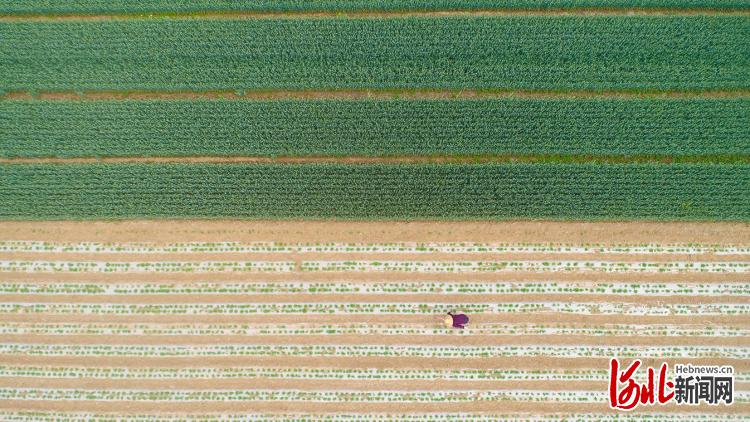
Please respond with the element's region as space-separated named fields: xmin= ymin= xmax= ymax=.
xmin=2 ymin=220 xmax=748 ymax=243
xmin=2 ymin=8 xmax=750 ymax=22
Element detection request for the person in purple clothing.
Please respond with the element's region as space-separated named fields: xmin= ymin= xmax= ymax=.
xmin=444 ymin=311 xmax=469 ymax=329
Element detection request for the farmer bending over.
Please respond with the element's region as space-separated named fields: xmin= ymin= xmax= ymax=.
xmin=444 ymin=311 xmax=469 ymax=329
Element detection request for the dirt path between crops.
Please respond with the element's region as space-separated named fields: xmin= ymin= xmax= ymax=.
xmin=2 ymin=8 xmax=749 ymax=21
xmin=2 ymin=221 xmax=747 ymax=244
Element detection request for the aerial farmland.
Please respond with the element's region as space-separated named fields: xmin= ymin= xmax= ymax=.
xmin=0 ymin=1 xmax=748 ymax=421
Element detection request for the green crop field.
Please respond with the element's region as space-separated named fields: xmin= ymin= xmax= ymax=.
xmin=2 ymin=16 xmax=748 ymax=92
xmin=1 ymin=163 xmax=747 ymax=220
xmin=1 ymin=0 xmax=748 ymax=14
xmin=2 ymin=99 xmax=748 ymax=158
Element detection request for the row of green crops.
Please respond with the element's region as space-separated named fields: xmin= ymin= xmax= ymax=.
xmin=0 ymin=343 xmax=742 ymax=358
xmin=2 ymin=99 xmax=748 ymax=158
xmin=1 ymin=0 xmax=748 ymax=14
xmin=1 ymin=323 xmax=744 ymax=337
xmin=0 ymin=389 xmax=611 ymax=402
xmin=4 ymin=260 xmax=740 ymax=273
xmin=0 ymin=367 xmax=613 ymax=381
xmin=0 ymin=302 xmax=739 ymax=315
xmin=2 ymin=282 xmax=744 ymax=295
xmin=1 ymin=16 xmax=747 ymax=91
xmin=1 ymin=163 xmax=747 ymax=220
xmin=2 ymin=241 xmax=740 ymax=253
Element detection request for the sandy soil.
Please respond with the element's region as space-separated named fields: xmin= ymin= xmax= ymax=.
xmin=2 ymin=221 xmax=748 ymax=244
xmin=2 ymin=8 xmax=749 ymax=22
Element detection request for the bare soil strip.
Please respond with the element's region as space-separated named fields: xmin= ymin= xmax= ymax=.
xmin=1 ymin=8 xmax=749 ymax=21
xmin=5 ymin=89 xmax=750 ymax=101
xmin=2 ymin=221 xmax=747 ymax=244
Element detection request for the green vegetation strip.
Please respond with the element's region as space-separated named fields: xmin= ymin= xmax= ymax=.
xmin=1 ymin=17 xmax=747 ymax=91
xmin=1 ymin=0 xmax=748 ymax=14
xmin=3 ymin=99 xmax=749 ymax=158
xmin=1 ymin=163 xmax=747 ymax=220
